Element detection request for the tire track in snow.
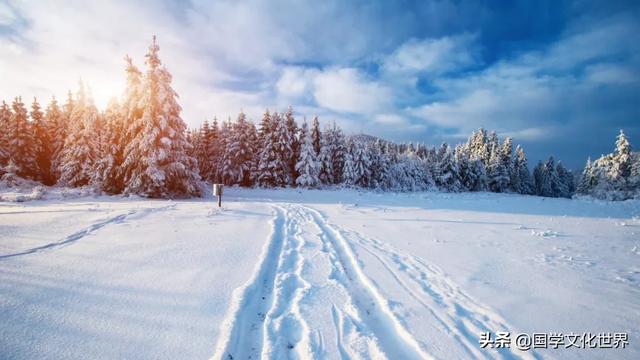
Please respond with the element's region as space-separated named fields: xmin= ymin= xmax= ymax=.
xmin=334 ymin=223 xmax=538 ymax=360
xmin=0 ymin=204 xmax=176 ymax=260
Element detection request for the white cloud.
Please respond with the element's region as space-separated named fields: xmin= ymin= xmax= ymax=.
xmin=313 ymin=68 xmax=392 ymax=114
xmin=383 ymin=33 xmax=479 ymax=76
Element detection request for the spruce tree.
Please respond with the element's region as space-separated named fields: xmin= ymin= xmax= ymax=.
xmin=121 ymin=36 xmax=201 ymax=197
xmin=31 ymin=98 xmax=54 ymax=184
xmin=311 ymin=115 xmax=321 ymax=156
xmin=6 ymin=97 xmax=37 ymax=178
xmin=295 ymin=120 xmax=320 ymax=188
xmin=58 ymin=84 xmax=99 ymax=187
xmin=0 ymin=101 xmax=12 ymax=167
xmin=92 ymin=99 xmax=125 ymax=193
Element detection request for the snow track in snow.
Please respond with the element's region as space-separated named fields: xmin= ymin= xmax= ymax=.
xmin=0 ymin=204 xmax=176 ymax=259
xmin=214 ymin=204 xmax=431 ymax=359
xmin=335 ymin=225 xmax=537 ymax=360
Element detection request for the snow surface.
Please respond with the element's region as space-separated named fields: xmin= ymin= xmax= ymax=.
xmin=1 ymin=188 xmax=639 ymax=359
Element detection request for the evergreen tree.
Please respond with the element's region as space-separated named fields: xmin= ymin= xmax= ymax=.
xmin=121 ymin=36 xmax=201 ymax=197
xmin=58 ymin=83 xmax=99 ymax=187
xmin=31 ymin=98 xmax=54 ymax=184
xmin=223 ymin=112 xmax=255 ymax=185
xmin=556 ymin=161 xmax=573 ymax=198
xmin=44 ymin=97 xmax=65 ymax=182
xmin=0 ymin=101 xmax=12 ymax=167
xmin=436 ymin=143 xmax=462 ymax=191
xmin=295 ymin=120 xmax=320 ymax=188
xmin=609 ymin=129 xmax=632 ymax=191
xmin=311 ymin=115 xmax=321 ymax=156
xmin=92 ymin=99 xmax=125 ymax=193
xmin=352 ymin=140 xmax=371 ymax=188
xmin=342 ymin=139 xmax=357 ymax=187
xmin=512 ymin=145 xmax=533 ymax=194
xmin=487 ymin=142 xmax=509 ymax=192
xmin=284 ymin=107 xmax=299 ymax=183
xmin=196 ymin=120 xmax=212 ymax=180
xmin=6 ymin=97 xmax=37 ymax=178
xmin=576 ymin=157 xmax=595 ymax=195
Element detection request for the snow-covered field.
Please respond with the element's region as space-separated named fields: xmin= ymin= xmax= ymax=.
xmin=1 ymin=188 xmax=639 ymax=359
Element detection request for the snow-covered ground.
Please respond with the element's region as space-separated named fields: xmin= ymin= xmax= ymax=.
xmin=1 ymin=188 xmax=639 ymax=359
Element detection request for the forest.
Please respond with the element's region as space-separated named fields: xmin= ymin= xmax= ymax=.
xmin=1 ymin=37 xmax=638 ymax=200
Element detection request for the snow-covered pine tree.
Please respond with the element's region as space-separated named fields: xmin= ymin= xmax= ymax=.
xmin=500 ymin=137 xmax=515 ymax=192
xmin=630 ymin=153 xmax=640 ymax=198
xmin=555 ymin=161 xmax=573 ymax=198
xmin=454 ymin=144 xmax=474 ymax=192
xmin=0 ymin=101 xmax=12 ymax=167
xmin=255 ymin=111 xmax=279 ymax=187
xmin=368 ymin=139 xmax=390 ymax=189
xmin=512 ymin=145 xmax=533 ymax=194
xmin=223 ymin=112 xmax=255 ymax=186
xmin=91 ymin=99 xmax=125 ymax=194
xmin=121 ymin=36 xmax=201 ymax=197
xmin=576 ymin=157 xmax=595 ymax=195
xmin=6 ymin=97 xmax=37 ymax=179
xmin=342 ymin=139 xmax=357 ymax=187
xmin=195 ymin=120 xmax=212 ymax=180
xmin=609 ymin=129 xmax=632 ymax=192
xmin=30 ymin=98 xmax=54 ymax=184
xmin=436 ymin=143 xmax=462 ymax=191
xmin=295 ymin=120 xmax=320 ymax=188
xmin=329 ymin=124 xmax=347 ymax=184
xmin=216 ymin=118 xmax=232 ymax=183
xmin=207 ymin=117 xmax=220 ymax=182
xmin=533 ymin=161 xmax=550 ymax=197
xmin=311 ymin=115 xmax=321 ymax=156
xmin=352 ymin=140 xmax=371 ymax=188
xmin=545 ymin=156 xmax=561 ymax=197
xmin=284 ymin=107 xmax=299 ymax=184
xmin=44 ymin=97 xmax=65 ymax=182
xmin=58 ymin=83 xmax=99 ymax=187
xmin=272 ymin=112 xmax=294 ymax=186
xmin=318 ymin=130 xmax=334 ymax=185
xmin=487 ymin=141 xmax=509 ymax=192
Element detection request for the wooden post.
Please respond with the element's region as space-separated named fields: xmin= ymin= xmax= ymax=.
xmin=213 ymin=184 xmax=223 ymax=208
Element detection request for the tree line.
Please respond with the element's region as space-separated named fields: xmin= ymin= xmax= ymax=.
xmin=1 ymin=37 xmax=637 ymax=200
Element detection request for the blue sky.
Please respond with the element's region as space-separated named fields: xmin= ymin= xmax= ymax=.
xmin=1 ymin=0 xmax=639 ymax=169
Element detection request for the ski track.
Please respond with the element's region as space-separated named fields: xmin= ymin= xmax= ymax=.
xmin=0 ymin=204 xmax=176 ymax=260
xmin=214 ymin=203 xmax=432 ymax=359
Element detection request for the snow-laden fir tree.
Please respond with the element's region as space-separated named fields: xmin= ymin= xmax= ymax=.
xmin=121 ymin=36 xmax=201 ymax=197
xmin=92 ymin=99 xmax=125 ymax=193
xmin=44 ymin=97 xmax=65 ymax=182
xmin=555 ymin=161 xmax=573 ymax=198
xmin=436 ymin=143 xmax=462 ymax=191
xmin=222 ymin=112 xmax=255 ymax=186
xmin=512 ymin=145 xmax=533 ymax=194
xmin=6 ymin=97 xmax=37 ymax=178
xmin=0 ymin=101 xmax=12 ymax=167
xmin=487 ymin=142 xmax=509 ymax=192
xmin=311 ymin=115 xmax=321 ymax=156
xmin=58 ymin=83 xmax=99 ymax=187
xmin=318 ymin=133 xmax=334 ymax=185
xmin=351 ymin=140 xmax=371 ymax=188
xmin=295 ymin=120 xmax=320 ymax=188
xmin=342 ymin=139 xmax=357 ymax=187
xmin=195 ymin=120 xmax=214 ymax=180
xmin=609 ymin=130 xmax=632 ymax=190
xmin=30 ymin=98 xmax=54 ymax=184
xmin=284 ymin=107 xmax=299 ymax=183
xmin=256 ymin=111 xmax=288 ymax=187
